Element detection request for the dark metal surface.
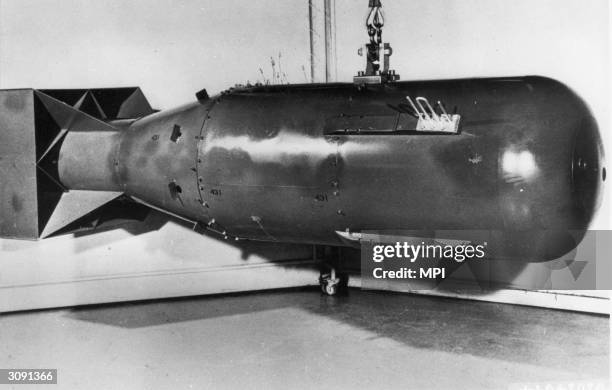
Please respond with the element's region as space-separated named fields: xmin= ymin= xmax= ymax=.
xmin=194 ymin=77 xmax=604 ymax=246
xmin=43 ymin=76 xmax=605 ymax=259
xmin=115 ymin=102 xmax=210 ymax=223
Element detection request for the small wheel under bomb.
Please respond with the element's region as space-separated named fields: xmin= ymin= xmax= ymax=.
xmin=319 ymin=274 xmax=339 ymax=295
xmin=321 ymin=279 xmax=338 ymax=295
xmin=319 ymin=267 xmax=348 ymax=296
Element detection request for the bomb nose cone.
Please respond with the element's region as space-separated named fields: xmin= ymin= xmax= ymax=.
xmin=571 ymin=114 xmax=605 ymax=227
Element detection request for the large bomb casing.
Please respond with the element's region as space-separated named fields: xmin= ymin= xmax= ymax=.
xmin=42 ymin=76 xmax=607 ymax=259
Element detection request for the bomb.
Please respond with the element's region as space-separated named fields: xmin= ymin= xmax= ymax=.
xmin=0 ymin=76 xmax=605 ymax=262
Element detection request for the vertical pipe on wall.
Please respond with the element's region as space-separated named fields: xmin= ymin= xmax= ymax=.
xmin=323 ymin=0 xmax=336 ymax=82
xmin=308 ymin=0 xmax=316 ymax=83
xmin=309 ymin=0 xmax=336 ymax=83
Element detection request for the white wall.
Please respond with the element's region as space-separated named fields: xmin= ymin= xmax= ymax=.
xmin=0 ymin=0 xmax=311 ymax=106
xmin=0 ymin=214 xmax=319 ymax=312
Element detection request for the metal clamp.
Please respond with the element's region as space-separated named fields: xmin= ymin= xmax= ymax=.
xmin=406 ymin=96 xmax=461 ymax=133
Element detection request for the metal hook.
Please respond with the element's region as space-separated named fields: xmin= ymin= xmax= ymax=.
xmin=437 ymin=101 xmax=451 ymax=122
xmin=406 ymin=96 xmax=425 ymax=120
xmin=416 ymin=97 xmax=439 ymax=121
xmin=373 ymin=8 xmax=384 ymax=28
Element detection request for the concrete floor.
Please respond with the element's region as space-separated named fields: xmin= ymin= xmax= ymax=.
xmin=0 ymin=289 xmax=609 ymax=390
